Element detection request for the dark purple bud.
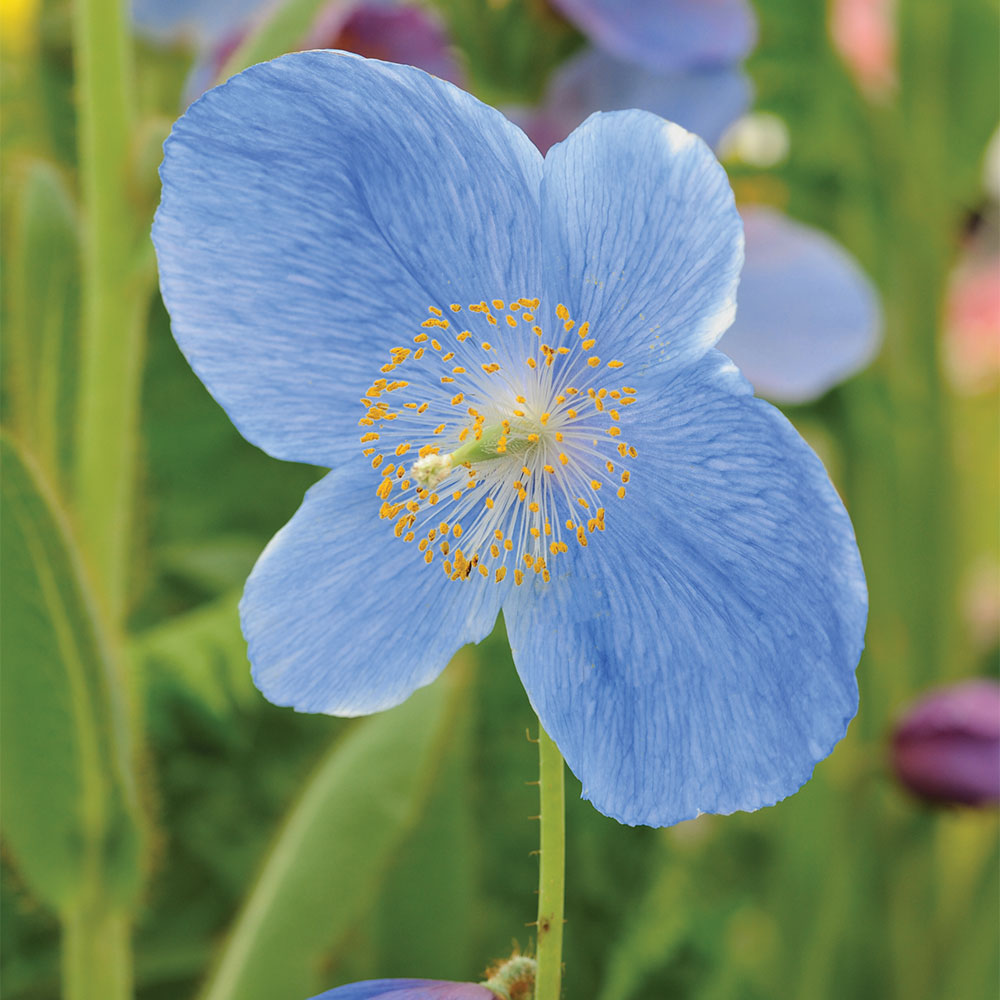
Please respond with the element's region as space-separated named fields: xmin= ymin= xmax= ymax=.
xmin=891 ymin=680 xmax=1000 ymax=806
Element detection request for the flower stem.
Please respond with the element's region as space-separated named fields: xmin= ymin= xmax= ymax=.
xmin=534 ymin=724 xmax=565 ymax=1000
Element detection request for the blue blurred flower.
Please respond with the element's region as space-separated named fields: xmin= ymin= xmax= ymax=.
xmin=154 ymin=52 xmax=867 ymax=826
xmin=525 ymin=0 xmax=882 ymax=403
xmin=131 ymin=0 xmax=274 ymax=47
xmin=309 ymin=979 xmax=496 ymax=999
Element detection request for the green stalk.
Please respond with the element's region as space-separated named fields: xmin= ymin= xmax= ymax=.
xmin=62 ymin=893 xmax=132 ymax=1000
xmin=65 ymin=2 xmax=144 ymax=996
xmin=72 ymin=0 xmax=146 ymax=624
xmin=534 ymin=725 xmax=565 ymax=1000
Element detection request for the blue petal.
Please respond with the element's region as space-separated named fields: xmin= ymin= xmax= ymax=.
xmin=504 ymin=351 xmax=867 ymax=826
xmin=549 ymin=0 xmax=757 ymax=73
xmin=520 ymin=48 xmax=751 ymax=153
xmin=540 ymin=110 xmax=743 ymax=374
xmin=718 ymin=207 xmax=883 ymax=403
xmin=242 ymin=462 xmax=503 ymax=715
xmin=311 ymin=980 xmax=494 ymax=1000
xmin=154 ymin=51 xmax=543 ymax=466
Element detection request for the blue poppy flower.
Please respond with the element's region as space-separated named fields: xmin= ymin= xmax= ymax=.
xmin=519 ymin=0 xmax=882 ymax=403
xmin=153 ymin=51 xmax=867 ymax=826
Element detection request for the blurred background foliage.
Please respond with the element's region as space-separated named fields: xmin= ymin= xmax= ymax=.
xmin=1 ymin=0 xmax=998 ymax=999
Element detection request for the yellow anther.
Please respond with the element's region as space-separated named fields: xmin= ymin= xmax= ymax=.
xmin=490 ymin=544 xmax=500 ymax=558
xmin=372 ymin=454 xmax=384 ymax=469
xmin=441 ymin=376 xmax=455 ymax=383
xmin=526 ymin=357 xmax=537 ymax=369
xmin=587 ymin=356 xmax=601 ymax=367
xmin=576 ymin=526 xmax=588 ymax=547
xmin=566 ymin=409 xmax=577 ymax=419
xmin=492 ymin=298 xmax=505 ymax=309
xmin=559 ymin=453 xmax=569 ymax=465
xmin=577 ymin=497 xmax=590 ymax=509
xmin=610 ymin=410 xmax=620 ymax=421
xmin=607 ymin=426 xmax=621 ymax=437
xmin=607 ymin=359 xmax=624 ymax=369
xmin=451 ymin=393 xmax=464 ymax=406
xmin=453 ymin=524 xmax=463 ymax=538
xmin=433 ymin=424 xmax=445 ymax=435
xmin=478 ymin=564 xmax=489 ymax=578
xmin=606 ymin=461 xmax=615 ymax=474
xmin=452 ymin=490 xmax=463 ymax=501
xmin=452 ymin=366 xmax=466 ymax=374
xmin=532 ymin=325 xmax=542 ymax=336
xmin=376 ymin=479 xmax=392 ymax=499
xmin=485 ymin=497 xmax=495 ymax=509
xmin=425 ymin=551 xmax=433 ymax=564
xmin=429 ymin=306 xmax=443 ymax=316
xmin=395 ymin=443 xmax=411 ymax=456
xmin=506 ymin=315 xmax=518 ymax=327
xmin=543 ymin=464 xmax=555 ymax=474
xmin=621 ymin=470 xmax=630 ymax=483
xmin=590 ymin=480 xmax=602 ymax=490
xmin=556 ymin=303 xmax=569 ymax=320
xmin=504 ymin=539 xmax=513 ymax=551
xmin=582 ymin=338 xmax=596 ymax=350
xmin=617 ymin=486 xmax=626 ymax=499
xmin=528 ymin=501 xmax=540 ymax=513
xmin=563 ymin=320 xmax=575 ymax=332
xmin=361 ymin=432 xmax=379 ymax=443
xmin=431 ymin=339 xmax=442 ymax=351
xmin=495 ymin=566 xmax=507 ymax=582
xmin=450 ymin=303 xmax=462 ymax=312
xmin=540 ymin=412 xmax=550 ymax=425
xmin=514 ymin=569 xmax=525 ymax=586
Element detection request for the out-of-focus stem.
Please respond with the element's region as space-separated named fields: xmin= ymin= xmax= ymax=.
xmin=72 ymin=0 xmax=146 ymax=625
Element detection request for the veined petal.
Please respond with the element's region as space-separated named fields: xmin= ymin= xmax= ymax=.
xmin=154 ymin=50 xmax=543 ymax=466
xmin=310 ymin=980 xmax=494 ymax=1000
xmin=504 ymin=351 xmax=867 ymax=826
xmin=242 ymin=463 xmax=503 ymax=715
xmin=527 ymin=48 xmax=751 ymax=152
xmin=540 ymin=110 xmax=743 ymax=375
xmin=718 ymin=206 xmax=883 ymax=403
xmin=549 ymin=0 xmax=757 ymax=73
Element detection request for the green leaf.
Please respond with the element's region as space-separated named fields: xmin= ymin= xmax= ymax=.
xmin=0 ymin=433 xmax=144 ymax=911
xmin=131 ymin=589 xmax=256 ymax=722
xmin=371 ymin=688 xmax=478 ymax=979
xmin=198 ymin=660 xmax=473 ymax=1000
xmin=1 ymin=161 xmax=80 ymax=491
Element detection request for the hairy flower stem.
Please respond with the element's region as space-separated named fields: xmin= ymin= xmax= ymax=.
xmin=534 ymin=725 xmax=565 ymax=1000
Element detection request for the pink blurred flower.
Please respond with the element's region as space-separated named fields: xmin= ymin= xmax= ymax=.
xmin=829 ymin=0 xmax=897 ymax=96
xmin=944 ymin=252 xmax=1000 ymax=394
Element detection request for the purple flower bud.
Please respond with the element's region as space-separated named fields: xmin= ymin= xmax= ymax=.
xmin=891 ymin=680 xmax=1000 ymax=806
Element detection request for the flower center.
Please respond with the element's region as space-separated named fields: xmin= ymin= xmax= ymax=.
xmin=357 ymin=297 xmax=637 ymax=585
